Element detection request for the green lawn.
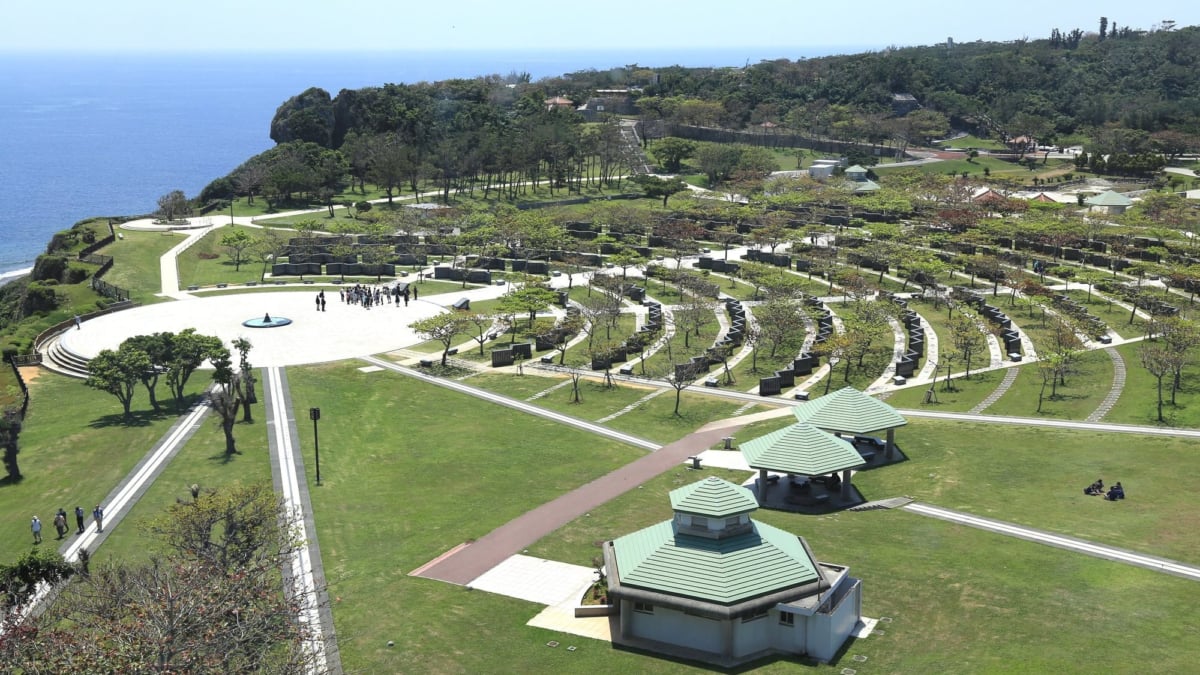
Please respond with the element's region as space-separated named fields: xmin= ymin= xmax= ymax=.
xmin=94 ymin=405 xmax=271 ymax=564
xmin=0 ymin=373 xmax=203 ymax=563
xmin=1105 ymin=341 xmax=1200 ymax=427
xmin=937 ymin=134 xmax=1008 ymax=150
xmin=176 ymin=225 xmax=281 ymax=287
xmin=887 ymin=366 xmax=1006 ymax=411
xmin=95 ymin=230 xmax=185 ymax=303
xmin=285 ymin=362 xmax=650 ymax=673
xmin=985 ymin=349 xmax=1112 ymax=419
xmin=527 ymin=417 xmax=1200 ymax=672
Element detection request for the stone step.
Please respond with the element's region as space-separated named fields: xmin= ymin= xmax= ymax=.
xmin=42 ymin=336 xmax=90 ymax=379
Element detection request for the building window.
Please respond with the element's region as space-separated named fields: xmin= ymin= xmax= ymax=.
xmin=741 ymin=609 xmax=768 ymax=623
xmin=780 ymin=611 xmax=795 ymax=626
xmin=692 ymin=516 xmax=708 ymax=529
xmin=725 ymin=516 xmax=740 ymax=527
xmin=634 ymin=602 xmax=654 ymax=614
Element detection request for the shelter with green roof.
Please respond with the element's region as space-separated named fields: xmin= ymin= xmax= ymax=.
xmin=603 ymin=477 xmax=863 ymax=666
xmin=792 ymin=386 xmax=907 ymax=460
xmin=739 ymin=422 xmax=866 ymax=509
xmin=1084 ymin=190 xmax=1134 ymax=215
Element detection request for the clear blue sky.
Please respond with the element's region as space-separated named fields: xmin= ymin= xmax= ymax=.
xmin=2 ymin=1 xmax=1196 ymax=52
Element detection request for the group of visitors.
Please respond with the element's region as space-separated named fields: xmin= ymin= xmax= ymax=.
xmin=1084 ymin=479 xmax=1126 ymax=501
xmin=335 ymin=283 xmax=416 ymax=309
xmin=31 ymin=505 xmax=104 ymax=544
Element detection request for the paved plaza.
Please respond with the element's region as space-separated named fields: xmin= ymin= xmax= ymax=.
xmin=61 ymin=287 xmax=497 ymax=367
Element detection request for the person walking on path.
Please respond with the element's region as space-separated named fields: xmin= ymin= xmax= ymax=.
xmin=403 ymin=288 xmax=410 ymax=307
xmin=75 ymin=506 xmax=85 ymax=534
xmin=74 ymin=315 xmax=81 ymax=330
xmin=31 ymin=516 xmax=42 ymax=544
xmin=320 ymin=292 xmax=326 ymax=312
xmin=412 ymin=286 xmax=418 ymax=301
xmin=92 ymin=505 xmax=105 ymax=533
xmin=54 ymin=509 xmax=68 ymax=539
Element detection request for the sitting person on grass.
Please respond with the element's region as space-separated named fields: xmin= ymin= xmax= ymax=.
xmin=1106 ymin=482 xmax=1125 ymax=500
xmin=1084 ymin=479 xmax=1104 ymax=496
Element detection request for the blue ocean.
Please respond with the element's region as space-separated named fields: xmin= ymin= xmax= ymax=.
xmin=0 ymin=47 xmax=856 ymax=281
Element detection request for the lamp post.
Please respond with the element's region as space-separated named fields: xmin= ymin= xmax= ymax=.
xmin=309 ymin=407 xmax=321 ymax=485
xmin=230 ymin=199 xmax=235 ymax=227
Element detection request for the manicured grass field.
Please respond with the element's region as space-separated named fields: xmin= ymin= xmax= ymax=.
xmin=528 ymin=417 xmax=1200 ymax=672
xmin=0 ymin=373 xmax=202 ymax=563
xmin=886 ymin=366 xmax=1006 ymax=411
xmin=985 ymin=348 xmax=1112 ymax=419
xmin=94 ymin=404 xmax=271 ymax=564
xmin=1105 ymin=341 xmax=1200 ymax=427
xmin=176 ymin=225 xmax=282 ymax=287
xmin=285 ymin=362 xmax=651 ymax=673
xmin=95 ymin=230 xmax=185 ymax=303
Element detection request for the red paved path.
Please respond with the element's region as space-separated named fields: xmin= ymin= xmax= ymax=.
xmin=412 ymin=425 xmax=740 ymax=585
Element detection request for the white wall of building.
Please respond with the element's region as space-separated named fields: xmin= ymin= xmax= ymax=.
xmin=630 ymin=605 xmax=723 ymax=654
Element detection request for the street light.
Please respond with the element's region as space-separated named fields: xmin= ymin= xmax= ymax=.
xmin=309 ymin=407 xmax=321 ymax=486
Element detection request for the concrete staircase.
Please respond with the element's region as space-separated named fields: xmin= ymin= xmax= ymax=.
xmin=40 ymin=333 xmax=91 ymax=379
xmin=618 ymin=120 xmax=654 ymax=175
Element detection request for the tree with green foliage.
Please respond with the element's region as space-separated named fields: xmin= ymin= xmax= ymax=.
xmin=86 ymin=346 xmax=151 ymax=419
xmin=0 ymin=408 xmax=23 ymax=482
xmin=164 ymin=329 xmax=224 ymax=412
xmin=501 ymin=286 xmax=559 ymax=329
xmin=156 ymin=190 xmax=189 ymax=222
xmin=0 ymin=483 xmax=318 ymax=673
xmin=119 ymin=332 xmax=171 ymax=412
xmin=632 ymin=174 xmax=689 ymax=207
xmin=652 ymin=137 xmax=696 ymax=173
xmin=410 ymin=312 xmax=468 ymax=366
xmin=219 ymin=227 xmax=255 ymax=272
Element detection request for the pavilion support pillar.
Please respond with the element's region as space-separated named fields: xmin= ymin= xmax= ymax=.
xmin=841 ymin=469 xmax=853 ymax=501
xmin=759 ymin=469 xmax=769 ymax=502
xmin=886 ymin=428 xmax=895 ymax=460
xmin=619 ymin=599 xmax=631 ymax=639
xmin=722 ymin=617 xmax=734 ymax=658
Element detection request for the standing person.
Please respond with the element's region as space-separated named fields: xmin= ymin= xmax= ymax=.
xmin=403 ymin=288 xmax=410 ymax=306
xmin=412 ymin=285 xmax=418 ymax=301
xmin=31 ymin=516 xmax=42 ymax=544
xmin=319 ymin=291 xmax=326 ymax=312
xmin=316 ymin=293 xmax=321 ymax=311
xmin=74 ymin=315 xmax=82 ymax=330
xmin=92 ymin=504 xmax=105 ymax=533
xmin=54 ymin=509 xmax=68 ymax=539
xmin=75 ymin=506 xmax=85 ymax=534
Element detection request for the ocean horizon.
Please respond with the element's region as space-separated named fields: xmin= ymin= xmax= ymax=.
xmin=0 ymin=46 xmax=869 ymax=280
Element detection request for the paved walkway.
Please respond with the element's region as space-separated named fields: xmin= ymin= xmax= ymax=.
xmin=263 ymin=366 xmax=340 ymax=674
xmin=904 ymin=502 xmax=1200 ymax=581
xmin=1087 ymin=347 xmax=1127 ymax=422
xmin=411 ymin=423 xmax=733 ymax=585
xmin=968 ymin=366 xmax=1019 ymax=414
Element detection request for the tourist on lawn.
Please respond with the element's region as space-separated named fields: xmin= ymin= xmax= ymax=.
xmin=31 ymin=516 xmax=42 ymax=544
xmin=54 ymin=509 xmax=68 ymax=539
xmin=93 ymin=504 xmax=105 ymax=533
xmin=1084 ymin=479 xmax=1104 ymax=496
xmin=1106 ymin=482 xmax=1125 ymax=501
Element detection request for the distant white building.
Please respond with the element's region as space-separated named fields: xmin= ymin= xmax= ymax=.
xmin=603 ymin=477 xmax=862 ymax=667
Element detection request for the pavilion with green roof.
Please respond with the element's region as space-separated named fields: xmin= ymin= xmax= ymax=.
xmin=739 ymin=422 xmax=866 ymax=509
xmin=1084 ymin=190 xmax=1133 ymax=215
xmin=603 ymin=477 xmax=863 ymax=666
xmin=792 ymin=386 xmax=907 ymax=461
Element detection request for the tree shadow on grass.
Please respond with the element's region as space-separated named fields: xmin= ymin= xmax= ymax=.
xmin=88 ymin=396 xmax=205 ymax=429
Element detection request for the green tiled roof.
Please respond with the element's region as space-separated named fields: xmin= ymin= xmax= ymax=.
xmin=1085 ymin=190 xmax=1133 ymax=206
xmin=845 ymin=164 xmax=867 ymax=174
xmin=669 ymin=476 xmax=759 ymax=518
xmin=852 ymin=179 xmax=881 ymax=193
xmin=792 ymin=386 xmax=907 ymax=433
xmin=739 ymin=423 xmax=864 ymax=475
xmin=612 ymin=519 xmax=820 ymax=604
